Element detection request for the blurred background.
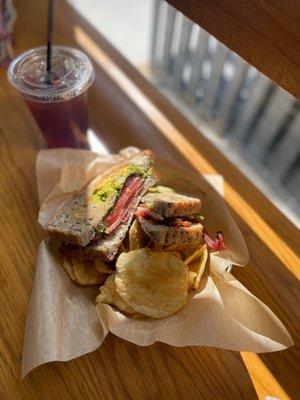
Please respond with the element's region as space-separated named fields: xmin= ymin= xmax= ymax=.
xmin=71 ymin=0 xmax=300 ymax=226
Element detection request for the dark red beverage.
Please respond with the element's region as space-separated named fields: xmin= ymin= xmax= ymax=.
xmin=26 ymin=92 xmax=88 ymax=148
xmin=8 ymin=46 xmax=94 ymax=148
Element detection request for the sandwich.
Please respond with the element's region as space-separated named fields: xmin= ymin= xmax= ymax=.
xmin=135 ymin=191 xmax=204 ymax=246
xmin=45 ymin=150 xmax=159 ymax=260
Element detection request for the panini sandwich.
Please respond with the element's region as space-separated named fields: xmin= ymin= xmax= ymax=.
xmin=46 ymin=150 xmax=159 ymax=260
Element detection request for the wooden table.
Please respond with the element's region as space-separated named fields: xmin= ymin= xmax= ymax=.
xmin=0 ymin=1 xmax=299 ymax=399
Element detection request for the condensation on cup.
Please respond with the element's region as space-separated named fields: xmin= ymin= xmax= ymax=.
xmin=7 ymin=46 xmax=94 ymax=148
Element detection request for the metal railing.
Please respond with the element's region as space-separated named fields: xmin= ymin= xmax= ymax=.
xmin=150 ymin=0 xmax=300 ymax=222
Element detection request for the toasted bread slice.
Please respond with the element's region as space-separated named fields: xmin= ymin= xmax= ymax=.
xmin=46 ymin=150 xmax=156 ymax=247
xmin=140 ymin=192 xmax=201 ymax=218
xmin=138 ymin=217 xmax=203 ymax=246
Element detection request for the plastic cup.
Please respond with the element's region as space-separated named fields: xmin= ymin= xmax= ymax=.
xmin=7 ymin=46 xmax=94 ymax=148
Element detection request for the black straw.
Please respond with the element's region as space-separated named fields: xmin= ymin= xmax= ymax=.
xmin=46 ymin=0 xmax=55 ymax=83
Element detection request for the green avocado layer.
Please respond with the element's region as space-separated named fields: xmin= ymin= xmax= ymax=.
xmin=92 ymin=164 xmax=149 ymax=204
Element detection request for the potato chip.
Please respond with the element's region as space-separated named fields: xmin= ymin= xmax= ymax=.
xmin=115 ymin=248 xmax=188 ymax=318
xmin=184 ymin=246 xmax=205 ymax=265
xmin=188 ymin=271 xmax=197 ymax=290
xmin=187 ymin=287 xmax=198 ymax=301
xmin=169 ymin=251 xmax=182 ymax=259
xmin=187 ymin=275 xmax=208 ymax=301
xmin=62 ymin=256 xmax=107 ymax=286
xmin=94 ymin=259 xmax=114 ymax=274
xmin=164 ymin=242 xmax=201 ymax=252
xmin=129 ymin=218 xmax=147 ymax=251
xmin=95 ymin=274 xmax=137 ymax=315
xmin=182 ymin=249 xmax=197 ymax=261
xmin=188 ymin=245 xmax=208 ymax=290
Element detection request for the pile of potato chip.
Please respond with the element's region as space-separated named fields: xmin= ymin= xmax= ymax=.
xmin=95 ymin=219 xmax=208 ymax=319
xmin=61 ymin=207 xmax=208 ymax=319
xmin=62 ymin=256 xmax=114 ymax=286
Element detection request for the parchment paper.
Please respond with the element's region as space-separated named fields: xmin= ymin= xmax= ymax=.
xmin=22 ymin=147 xmax=293 ymax=378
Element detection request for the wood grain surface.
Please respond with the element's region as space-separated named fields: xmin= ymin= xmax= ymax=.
xmin=0 ymin=1 xmax=299 ymax=399
xmin=166 ymin=0 xmax=300 ymax=101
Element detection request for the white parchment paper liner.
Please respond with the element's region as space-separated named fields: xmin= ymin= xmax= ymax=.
xmin=22 ymin=147 xmax=293 ymax=377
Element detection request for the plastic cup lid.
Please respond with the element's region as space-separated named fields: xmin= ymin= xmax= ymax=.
xmin=7 ymin=46 xmax=94 ymax=102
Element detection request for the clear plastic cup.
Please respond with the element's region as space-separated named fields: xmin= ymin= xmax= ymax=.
xmin=7 ymin=46 xmax=94 ymax=148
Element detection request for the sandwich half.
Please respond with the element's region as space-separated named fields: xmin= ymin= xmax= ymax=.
xmin=46 ymin=150 xmax=159 ymax=260
xmin=136 ymin=191 xmax=203 ymax=246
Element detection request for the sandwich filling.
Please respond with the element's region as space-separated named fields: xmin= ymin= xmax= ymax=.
xmin=135 ymin=204 xmax=204 ymax=246
xmin=136 ymin=202 xmax=226 ymax=250
xmin=104 ymin=175 xmax=144 ymax=234
xmin=136 ymin=205 xmax=204 ymax=226
xmin=92 ymin=165 xmax=149 ymax=205
xmin=92 ymin=165 xmax=153 ymax=237
xmin=136 ymin=205 xmax=204 ymax=224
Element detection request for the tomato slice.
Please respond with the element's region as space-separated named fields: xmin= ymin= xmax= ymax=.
xmin=105 ymin=176 xmax=144 ymax=233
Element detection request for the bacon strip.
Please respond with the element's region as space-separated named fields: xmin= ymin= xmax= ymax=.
xmin=105 ymin=176 xmax=144 ymax=233
xmin=135 ymin=205 xmax=164 ymax=221
xmin=203 ymin=231 xmax=227 ymax=251
xmin=169 ymin=218 xmax=192 ymax=228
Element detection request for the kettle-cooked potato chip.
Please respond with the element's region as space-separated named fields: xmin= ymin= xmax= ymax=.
xmin=187 ymin=245 xmax=208 ymax=290
xmin=62 ymin=256 xmax=107 ymax=286
xmin=94 ymin=259 xmax=114 ymax=274
xmin=169 ymin=251 xmax=182 ymax=259
xmin=165 ymin=242 xmax=202 ymax=261
xmin=164 ymin=242 xmax=201 ymax=252
xmin=129 ymin=219 xmax=147 ymax=251
xmin=115 ymin=248 xmax=188 ymax=318
xmin=188 ymin=271 xmax=198 ymax=290
xmin=184 ymin=246 xmax=205 ymax=265
xmin=96 ymin=274 xmax=138 ymax=315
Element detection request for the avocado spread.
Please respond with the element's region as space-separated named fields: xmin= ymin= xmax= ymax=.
xmin=92 ymin=164 xmax=149 ymax=204
xmin=194 ymin=212 xmax=204 ymax=221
